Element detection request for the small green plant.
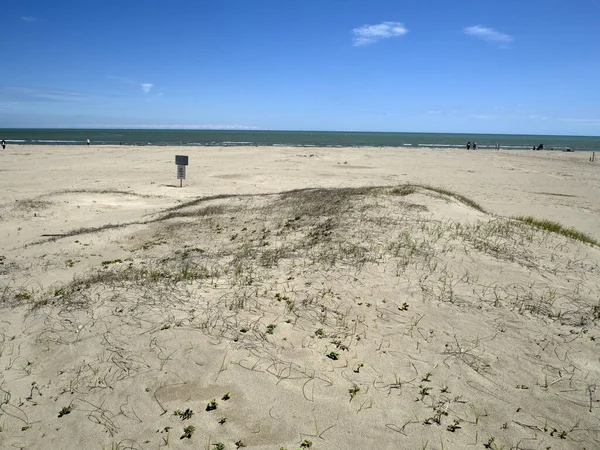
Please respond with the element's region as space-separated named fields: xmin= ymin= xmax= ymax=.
xmin=101 ymin=259 xmax=123 ymax=266
xmin=418 ymin=385 xmax=432 ymax=399
xmin=15 ymin=291 xmax=32 ymax=301
xmin=300 ymin=440 xmax=313 ymax=448
xmin=65 ymin=259 xmax=79 ymax=267
xmin=206 ymin=399 xmax=218 ymax=411
xmin=285 ymin=298 xmax=295 ymax=312
xmin=447 ymin=419 xmax=461 ymax=432
xmin=483 ymin=437 xmax=497 ymax=449
xmin=422 ymin=372 xmax=432 ymax=382
xmin=58 ymin=406 xmax=72 ymax=417
xmin=235 ymin=440 xmax=246 ymax=448
xmin=440 ymin=385 xmax=449 ymax=393
xmin=173 ymin=408 xmax=194 ymax=420
xmin=213 ymin=443 xmax=225 ymax=450
xmin=399 ymin=302 xmax=409 ymax=311
xmin=266 ymin=324 xmax=277 ymax=334
xmin=326 ymin=351 xmax=339 ymax=360
xmin=222 ymin=392 xmax=231 ymax=401
xmin=314 ymin=328 xmax=326 ymax=338
xmin=275 ymin=292 xmax=289 ymax=302
xmin=353 ymin=362 xmax=364 ymax=373
xmin=349 ymin=384 xmax=360 ymax=401
xmin=181 ymin=425 xmax=195 ymax=439
xmin=332 ymin=340 xmax=348 ymax=351
xmin=516 ymin=384 xmax=529 ymax=390
xmin=240 ymin=326 xmax=249 ymax=333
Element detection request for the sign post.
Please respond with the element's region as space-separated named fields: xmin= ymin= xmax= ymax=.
xmin=175 ymin=155 xmax=189 ymax=187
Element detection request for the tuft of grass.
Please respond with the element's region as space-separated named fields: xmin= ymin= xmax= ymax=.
xmin=58 ymin=406 xmax=73 ymax=417
xmin=102 ymin=259 xmax=123 ymax=266
xmin=326 ymin=351 xmax=339 ymax=361
xmin=390 ymin=185 xmax=416 ymax=196
xmin=412 ymin=184 xmax=485 ymax=213
xmin=14 ymin=291 xmax=32 ymax=302
xmin=515 ymin=216 xmax=599 ymax=246
xmin=174 ymin=408 xmax=194 ymax=420
xmin=181 ymin=425 xmax=195 ymax=439
xmin=206 ymin=399 xmax=218 ymax=411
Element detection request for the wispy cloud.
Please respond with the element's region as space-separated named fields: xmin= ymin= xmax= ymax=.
xmin=109 ymin=76 xmax=157 ymax=95
xmin=21 ymin=16 xmax=41 ymax=22
xmin=352 ymin=22 xmax=408 ymax=46
xmin=140 ymin=83 xmax=154 ymax=94
xmin=464 ymin=25 xmax=513 ymax=46
xmin=0 ymin=86 xmax=94 ymax=103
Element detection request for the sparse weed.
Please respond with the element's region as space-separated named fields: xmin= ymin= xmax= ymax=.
xmin=174 ymin=408 xmax=194 ymax=420
xmin=58 ymin=406 xmax=72 ymax=417
xmin=181 ymin=425 xmax=195 ymax=439
xmin=326 ymin=351 xmax=339 ymax=361
xmin=349 ymin=384 xmax=360 ymax=401
xmin=101 ymin=259 xmax=123 ymax=266
xmin=206 ymin=399 xmax=218 ymax=411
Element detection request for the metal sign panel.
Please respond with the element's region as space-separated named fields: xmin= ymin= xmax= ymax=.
xmin=175 ymin=155 xmax=189 ymax=166
xmin=177 ymin=165 xmax=186 ymax=180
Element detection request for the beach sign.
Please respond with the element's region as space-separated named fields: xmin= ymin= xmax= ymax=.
xmin=176 ymin=155 xmax=188 ymax=187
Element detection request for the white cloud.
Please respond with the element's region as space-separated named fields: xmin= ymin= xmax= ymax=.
xmin=352 ymin=22 xmax=408 ymax=46
xmin=140 ymin=83 xmax=154 ymax=94
xmin=464 ymin=25 xmax=513 ymax=45
xmin=21 ymin=16 xmax=41 ymax=22
xmin=427 ymin=110 xmax=442 ymax=115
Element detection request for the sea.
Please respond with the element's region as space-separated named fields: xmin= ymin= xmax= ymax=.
xmin=1 ymin=129 xmax=598 ymax=151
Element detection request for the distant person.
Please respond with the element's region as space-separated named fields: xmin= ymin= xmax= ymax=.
xmin=1 ymin=139 xmax=5 ymax=150
xmin=87 ymin=138 xmax=90 ymax=146
xmin=537 ymin=144 xmax=544 ymax=150
xmin=473 ymin=142 xmax=478 ymax=150
xmin=467 ymin=141 xmax=471 ymax=150
xmin=496 ymin=142 xmax=500 ymax=150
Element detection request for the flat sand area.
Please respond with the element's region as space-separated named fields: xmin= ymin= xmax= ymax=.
xmin=1 ymin=145 xmax=600 ymax=449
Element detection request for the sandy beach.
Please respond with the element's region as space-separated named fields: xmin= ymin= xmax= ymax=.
xmin=1 ymin=145 xmax=600 ymax=449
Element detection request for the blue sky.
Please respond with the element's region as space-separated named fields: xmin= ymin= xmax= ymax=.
xmin=1 ymin=0 xmax=599 ymax=135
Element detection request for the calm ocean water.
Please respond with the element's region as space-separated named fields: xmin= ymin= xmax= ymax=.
xmin=1 ymin=129 xmax=598 ymax=151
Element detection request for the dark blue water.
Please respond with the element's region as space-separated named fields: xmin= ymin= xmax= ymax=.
xmin=0 ymin=129 xmax=597 ymax=151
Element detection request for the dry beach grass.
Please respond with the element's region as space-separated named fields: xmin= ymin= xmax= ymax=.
xmin=1 ymin=145 xmax=600 ymax=449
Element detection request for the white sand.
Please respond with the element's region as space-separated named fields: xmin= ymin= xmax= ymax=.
xmin=1 ymin=145 xmax=599 ymax=449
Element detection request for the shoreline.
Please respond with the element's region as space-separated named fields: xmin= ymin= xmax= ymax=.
xmin=1 ymin=142 xmax=591 ymax=151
